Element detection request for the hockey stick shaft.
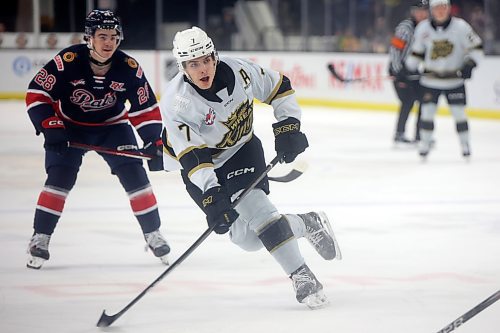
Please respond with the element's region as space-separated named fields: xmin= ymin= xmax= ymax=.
xmin=69 ymin=142 xmax=153 ymax=160
xmin=327 ymin=63 xmax=459 ymax=83
xmin=96 ymin=154 xmax=284 ymax=327
xmin=327 ymin=64 xmax=418 ymax=83
xmin=70 ymin=141 xmax=302 ymax=183
xmin=435 ymin=290 xmax=500 ymax=333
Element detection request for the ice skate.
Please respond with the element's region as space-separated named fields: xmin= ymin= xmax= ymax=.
xmin=418 ymin=140 xmax=431 ymax=160
xmin=144 ymin=229 xmax=170 ymax=265
xmin=461 ymin=142 xmax=471 ymax=159
xmin=393 ymin=133 xmax=415 ymax=147
xmin=299 ymin=211 xmax=342 ymax=260
xmin=290 ymin=264 xmax=329 ymax=309
xmin=27 ymin=233 xmax=51 ymax=269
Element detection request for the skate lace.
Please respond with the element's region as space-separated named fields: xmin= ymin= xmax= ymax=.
xmin=27 ymin=234 xmax=50 ymax=253
xmin=144 ymin=230 xmax=167 ymax=250
xmin=291 ymin=268 xmax=315 ymax=291
xmin=31 ymin=234 xmax=50 ymax=249
xmin=305 ymin=225 xmax=325 ymax=248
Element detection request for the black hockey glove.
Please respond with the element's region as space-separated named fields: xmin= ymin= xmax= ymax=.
xmin=272 ymin=117 xmax=309 ymax=163
xmin=142 ymin=138 xmax=164 ymax=171
xmin=460 ymin=59 xmax=477 ymax=79
xmin=201 ymin=186 xmax=239 ymax=234
xmin=41 ymin=116 xmax=69 ymax=154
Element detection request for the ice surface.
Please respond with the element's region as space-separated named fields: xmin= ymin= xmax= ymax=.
xmin=0 ymin=100 xmax=499 ymax=333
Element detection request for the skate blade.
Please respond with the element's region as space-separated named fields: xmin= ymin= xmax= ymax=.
xmin=303 ymin=291 xmax=330 ymax=310
xmin=318 ymin=211 xmax=342 ymax=261
xmin=27 ymin=256 xmax=46 ymax=269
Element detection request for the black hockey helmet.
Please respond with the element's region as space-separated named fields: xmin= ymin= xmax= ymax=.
xmin=411 ymin=0 xmax=429 ymax=9
xmin=84 ymin=9 xmax=123 ymax=42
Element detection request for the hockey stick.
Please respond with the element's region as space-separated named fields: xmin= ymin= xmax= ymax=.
xmin=327 ymin=64 xmax=393 ymax=83
xmin=434 ymin=290 xmax=500 ymax=333
xmin=96 ymin=154 xmax=284 ymax=327
xmin=327 ymin=63 xmax=460 ymax=83
xmin=327 ymin=63 xmax=419 ymax=83
xmin=69 ymin=141 xmax=304 ymax=183
xmin=69 ymin=142 xmax=153 ymax=160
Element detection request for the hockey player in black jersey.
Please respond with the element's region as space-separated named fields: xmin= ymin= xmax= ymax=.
xmin=388 ymin=0 xmax=429 ymax=144
xmin=25 ymin=10 xmax=170 ymax=269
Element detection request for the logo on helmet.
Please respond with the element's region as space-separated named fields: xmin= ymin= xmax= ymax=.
xmin=172 ymin=26 xmax=218 ymax=75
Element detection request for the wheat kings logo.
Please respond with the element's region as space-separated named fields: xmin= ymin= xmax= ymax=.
xmin=431 ymin=40 xmax=454 ymax=60
xmin=217 ymin=100 xmax=253 ymax=148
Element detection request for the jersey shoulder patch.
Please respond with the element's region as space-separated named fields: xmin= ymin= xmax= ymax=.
xmin=173 ymin=93 xmax=191 ymax=113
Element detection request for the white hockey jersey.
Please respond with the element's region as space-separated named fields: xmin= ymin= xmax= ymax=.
xmin=160 ymin=56 xmax=301 ymax=192
xmin=406 ymin=16 xmax=483 ymax=89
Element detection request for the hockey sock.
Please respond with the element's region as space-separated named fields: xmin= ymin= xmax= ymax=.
xmin=257 ymin=216 xmax=305 ymax=274
xmin=128 ymin=185 xmax=161 ymax=233
xmin=33 ymin=185 xmax=69 ymax=234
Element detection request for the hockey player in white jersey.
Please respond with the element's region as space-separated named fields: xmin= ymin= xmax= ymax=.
xmin=160 ymin=27 xmax=341 ymax=309
xmin=405 ymin=0 xmax=483 ymax=159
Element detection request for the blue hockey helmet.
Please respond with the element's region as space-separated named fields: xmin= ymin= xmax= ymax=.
xmin=84 ymin=9 xmax=123 ymax=42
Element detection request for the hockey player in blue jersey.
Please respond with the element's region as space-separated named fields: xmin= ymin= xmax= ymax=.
xmin=25 ymin=9 xmax=170 ymax=269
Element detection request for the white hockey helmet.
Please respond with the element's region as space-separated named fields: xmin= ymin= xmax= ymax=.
xmin=429 ymin=0 xmax=450 ymax=7
xmin=172 ymin=26 xmax=218 ymax=73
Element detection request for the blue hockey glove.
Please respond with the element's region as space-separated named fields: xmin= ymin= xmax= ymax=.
xmin=41 ymin=116 xmax=69 ymax=154
xmin=143 ymin=138 xmax=164 ymax=171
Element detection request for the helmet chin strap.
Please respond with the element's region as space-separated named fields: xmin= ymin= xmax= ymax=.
xmin=87 ymin=37 xmax=120 ymax=65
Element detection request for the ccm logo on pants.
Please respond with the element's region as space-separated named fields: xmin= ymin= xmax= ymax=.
xmin=227 ymin=167 xmax=255 ymax=179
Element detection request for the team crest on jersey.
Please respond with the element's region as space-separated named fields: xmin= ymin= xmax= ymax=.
xmin=431 ymin=40 xmax=454 ymax=60
xmin=70 ymin=89 xmax=117 ymax=112
xmin=63 ymin=52 xmax=76 ymax=62
xmin=205 ymin=108 xmax=216 ymax=125
xmin=217 ymin=100 xmax=253 ymax=148
xmin=70 ymin=79 xmax=86 ymax=86
xmin=126 ymin=58 xmax=138 ymax=68
xmin=109 ymin=81 xmax=126 ymax=92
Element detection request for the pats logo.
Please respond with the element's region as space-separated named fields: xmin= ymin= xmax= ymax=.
xmin=70 ymin=89 xmax=117 ymax=112
xmin=205 ymin=108 xmax=216 ymax=125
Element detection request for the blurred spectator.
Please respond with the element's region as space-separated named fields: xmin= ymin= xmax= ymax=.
xmin=0 ymin=22 xmax=5 ymax=47
xmin=46 ymin=32 xmax=58 ymax=49
xmin=371 ymin=16 xmax=389 ymax=53
xmin=15 ymin=32 xmax=28 ymax=48
xmin=338 ymin=28 xmax=361 ymax=52
xmin=70 ymin=33 xmax=82 ymax=45
xmin=469 ymin=5 xmax=485 ymax=38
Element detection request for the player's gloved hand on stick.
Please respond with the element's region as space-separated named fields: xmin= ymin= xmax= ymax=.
xmin=392 ymin=66 xmax=419 ymax=82
xmin=272 ymin=117 xmax=309 ymax=163
xmin=142 ymin=138 xmax=164 ymax=171
xmin=41 ymin=116 xmax=69 ymax=154
xmin=460 ymin=59 xmax=477 ymax=79
xmin=201 ymin=186 xmax=239 ymax=234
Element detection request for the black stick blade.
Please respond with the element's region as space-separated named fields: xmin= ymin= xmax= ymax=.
xmin=327 ymin=63 xmax=347 ymax=82
xmin=96 ymin=310 xmax=117 ymax=328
